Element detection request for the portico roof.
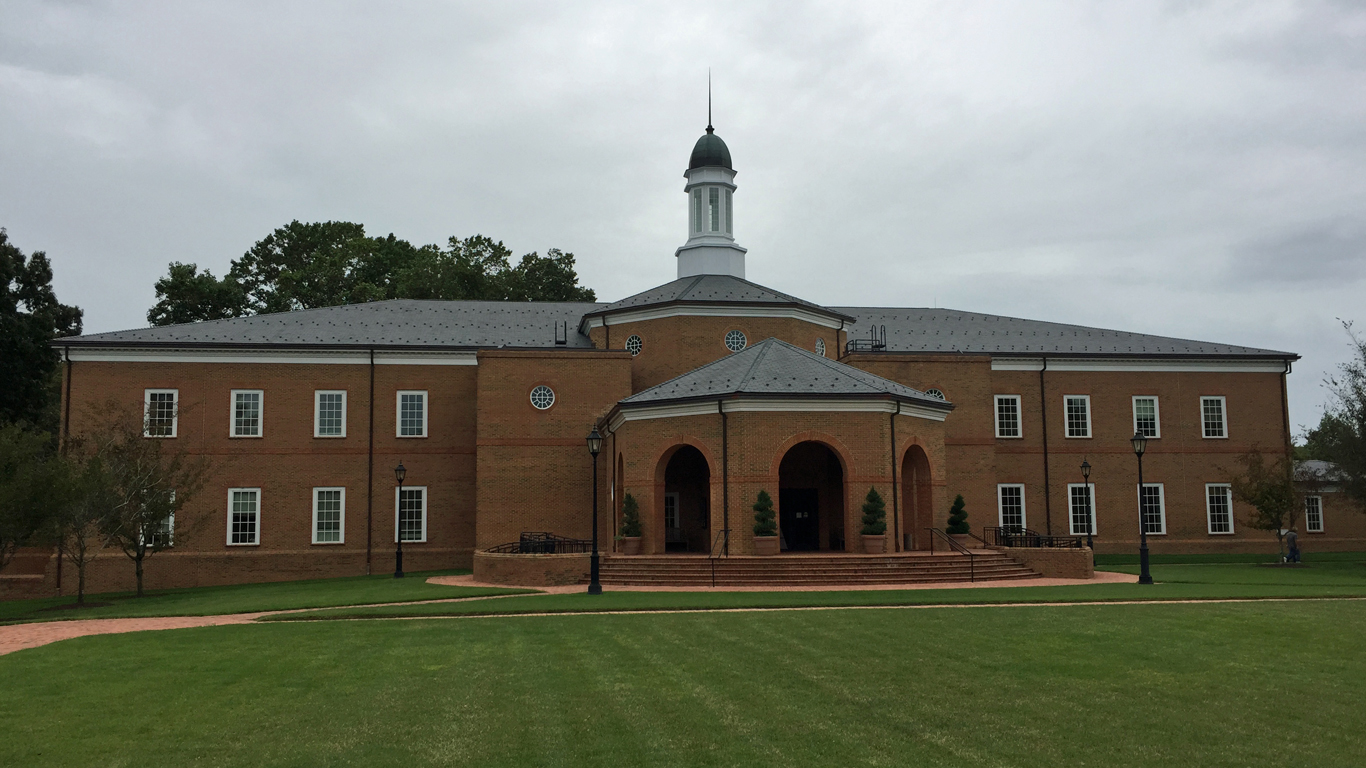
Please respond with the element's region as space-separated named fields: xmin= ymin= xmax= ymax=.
xmin=579 ymin=275 xmax=855 ymax=330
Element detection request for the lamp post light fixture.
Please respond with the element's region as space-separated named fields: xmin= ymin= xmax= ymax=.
xmin=1130 ymin=431 xmax=1154 ymax=585
xmin=1080 ymin=458 xmax=1094 ymax=551
xmin=394 ymin=461 xmax=407 ymax=579
xmin=586 ymin=426 xmax=604 ymax=595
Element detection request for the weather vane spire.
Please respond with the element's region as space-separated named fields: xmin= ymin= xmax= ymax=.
xmin=706 ymin=69 xmax=713 ymax=134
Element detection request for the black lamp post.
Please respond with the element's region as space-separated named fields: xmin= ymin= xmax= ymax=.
xmin=1080 ymin=458 xmax=1094 ymax=551
xmin=1131 ymin=432 xmax=1153 ymax=585
xmin=586 ymin=426 xmax=603 ymax=595
xmin=394 ymin=461 xmax=407 ymax=579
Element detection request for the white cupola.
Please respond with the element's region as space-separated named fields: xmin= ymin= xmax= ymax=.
xmin=676 ymin=123 xmax=747 ymax=279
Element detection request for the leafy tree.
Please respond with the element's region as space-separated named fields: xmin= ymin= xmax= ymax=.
xmin=0 ymin=424 xmax=62 ymax=568
xmin=50 ymin=444 xmax=113 ymax=603
xmin=147 ymin=223 xmax=595 ymax=325
xmin=752 ymin=490 xmax=777 ymax=536
xmin=618 ymin=493 xmax=642 ymax=538
xmin=861 ymin=487 xmax=887 ymax=536
xmin=1230 ymin=451 xmax=1299 ymax=559
xmin=946 ymin=494 xmax=970 ymax=534
xmin=82 ymin=403 xmax=208 ymax=596
xmin=0 ymin=229 xmax=83 ymax=429
xmin=1301 ymin=321 xmax=1366 ymax=508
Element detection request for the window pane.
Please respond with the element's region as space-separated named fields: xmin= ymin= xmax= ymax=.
xmin=1140 ymin=485 xmax=1163 ymax=533
xmin=693 ymin=189 xmax=702 ymax=233
xmin=725 ymin=189 xmax=733 ymax=234
xmin=1305 ymin=497 xmax=1323 ymax=532
xmin=996 ymin=397 xmax=1020 ymax=438
xmin=147 ymin=391 xmax=177 ymax=436
xmin=1202 ymin=398 xmax=1225 ymax=438
xmin=1070 ymin=485 xmax=1093 ymax=535
xmin=1207 ymin=485 xmax=1232 ymax=534
xmin=399 ymin=488 xmax=424 ymax=542
xmin=234 ymin=392 xmax=261 ymax=436
xmin=1066 ymin=397 xmax=1089 ymax=438
xmin=708 ymin=187 xmax=720 ymax=232
xmin=230 ymin=490 xmax=258 ymax=544
xmin=317 ymin=393 xmax=344 ymax=436
xmin=999 ymin=486 xmax=1024 ymax=529
xmin=1134 ymin=397 xmax=1157 ymax=437
xmin=315 ymin=490 xmax=342 ymax=543
xmin=400 ymin=393 xmax=425 ymax=436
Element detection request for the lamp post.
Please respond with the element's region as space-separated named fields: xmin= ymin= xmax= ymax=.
xmin=1131 ymin=432 xmax=1153 ymax=585
xmin=1080 ymin=458 xmax=1094 ymax=551
xmin=586 ymin=427 xmax=603 ymax=595
xmin=393 ymin=461 xmax=407 ymax=579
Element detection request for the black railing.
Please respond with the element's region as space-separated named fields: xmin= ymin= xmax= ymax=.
xmin=924 ymin=528 xmax=975 ymax=582
xmin=844 ymin=324 xmax=887 ymax=355
xmin=485 ymin=531 xmax=593 ymax=554
xmin=707 ymin=528 xmax=731 ymax=587
xmin=982 ymin=526 xmax=1084 ymax=549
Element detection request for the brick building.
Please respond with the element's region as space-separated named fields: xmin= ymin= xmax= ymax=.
xmin=26 ymin=123 xmax=1363 ymax=595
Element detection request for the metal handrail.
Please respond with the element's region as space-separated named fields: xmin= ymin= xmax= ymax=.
xmin=924 ymin=527 xmax=975 ymax=582
xmin=982 ymin=526 xmax=1084 ymax=549
xmin=485 ymin=532 xmax=593 ymax=554
xmin=707 ymin=528 xmax=730 ymax=587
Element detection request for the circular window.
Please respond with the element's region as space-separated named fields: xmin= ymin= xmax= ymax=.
xmin=815 ymin=338 xmax=826 ymax=357
xmin=724 ymin=330 xmax=747 ymax=352
xmin=625 ymin=335 xmax=643 ymax=356
xmin=925 ymin=388 xmax=946 ymax=400
xmin=529 ymin=385 xmax=556 ymax=410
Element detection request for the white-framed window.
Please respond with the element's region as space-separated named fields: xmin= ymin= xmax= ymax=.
xmin=725 ymin=330 xmax=747 ymax=352
xmin=397 ymin=391 xmax=428 ymax=437
xmin=625 ymin=335 xmax=643 ymax=356
xmin=230 ymin=389 xmax=263 ymax=438
xmin=1304 ymin=495 xmax=1324 ymax=533
xmin=925 ymin=388 xmax=946 ymax=400
xmin=1068 ymin=483 xmax=1096 ymax=536
xmin=395 ymin=486 xmax=427 ymax=543
xmin=227 ymin=488 xmax=260 ymax=546
xmin=315 ymin=390 xmax=347 ymax=438
xmin=144 ymin=389 xmax=179 ymax=438
xmin=997 ymin=484 xmax=1026 ymax=529
xmin=1064 ymin=395 xmax=1091 ymax=438
xmin=724 ymin=188 xmax=733 ymax=234
xmin=1132 ymin=396 xmax=1160 ymax=438
xmin=815 ymin=338 xmax=826 ymax=357
xmin=692 ymin=188 xmax=703 ymax=233
xmin=312 ymin=487 xmax=345 ymax=544
xmin=995 ymin=395 xmax=1022 ymax=438
xmin=1138 ymin=483 xmax=1166 ymax=535
xmin=664 ymin=492 xmax=680 ymax=529
xmin=708 ymin=187 xmax=721 ymax=232
xmin=530 ymin=385 xmax=556 ymax=410
xmin=145 ymin=512 xmax=174 ymax=548
xmin=1201 ymin=396 xmax=1227 ymax=439
xmin=1205 ymin=484 xmax=1234 ymax=535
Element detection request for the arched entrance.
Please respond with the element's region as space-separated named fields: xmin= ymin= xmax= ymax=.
xmin=778 ymin=441 xmax=846 ymax=551
xmin=662 ymin=445 xmax=711 ymax=552
xmin=901 ymin=445 xmax=933 ymax=550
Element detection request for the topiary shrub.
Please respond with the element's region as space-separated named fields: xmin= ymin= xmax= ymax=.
xmin=860 ymin=487 xmax=887 ymax=536
xmin=946 ymin=494 xmax=969 ymax=534
xmin=619 ymin=493 xmax=642 ymax=538
xmin=753 ymin=490 xmax=777 ymax=536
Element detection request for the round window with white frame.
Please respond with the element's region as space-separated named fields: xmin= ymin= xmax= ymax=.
xmin=529 ymin=385 xmax=556 ymax=410
xmin=925 ymin=388 xmax=946 ymax=400
xmin=625 ymin=335 xmax=643 ymax=356
xmin=724 ymin=330 xmax=747 ymax=352
xmin=815 ymin=338 xmax=826 ymax=357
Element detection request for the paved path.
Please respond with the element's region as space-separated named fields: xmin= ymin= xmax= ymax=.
xmin=426 ymin=571 xmax=1136 ymax=593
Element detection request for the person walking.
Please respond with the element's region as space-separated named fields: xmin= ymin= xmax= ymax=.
xmin=1286 ymin=527 xmax=1300 ymax=564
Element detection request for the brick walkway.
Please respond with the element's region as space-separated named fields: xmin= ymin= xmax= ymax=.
xmin=0 ymin=571 xmax=1135 ymax=657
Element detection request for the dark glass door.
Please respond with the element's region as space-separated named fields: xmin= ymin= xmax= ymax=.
xmin=779 ymin=488 xmax=820 ymax=551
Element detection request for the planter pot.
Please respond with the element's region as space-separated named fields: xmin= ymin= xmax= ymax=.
xmin=753 ymin=535 xmax=779 ymax=556
xmin=621 ymin=537 xmax=641 ymax=556
xmin=862 ymin=534 xmax=886 ymax=555
xmin=950 ymin=533 xmax=972 ymax=548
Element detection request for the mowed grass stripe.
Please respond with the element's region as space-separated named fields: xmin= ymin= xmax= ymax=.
xmin=1 ymin=601 xmax=1362 ymax=767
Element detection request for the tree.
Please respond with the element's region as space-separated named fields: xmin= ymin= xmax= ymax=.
xmin=82 ymin=403 xmax=208 ymax=596
xmin=946 ymin=494 xmax=970 ymax=534
xmin=1301 ymin=321 xmax=1366 ymax=508
xmin=0 ymin=424 xmax=61 ymax=568
xmin=1230 ymin=451 xmax=1299 ymax=559
xmin=50 ymin=446 xmax=113 ymax=604
xmin=619 ymin=493 xmax=642 ymax=538
xmin=0 ymin=229 xmax=83 ymax=430
xmin=752 ymin=490 xmax=777 ymax=536
xmin=861 ymin=487 xmax=887 ymax=536
xmin=147 ymin=223 xmax=596 ymax=325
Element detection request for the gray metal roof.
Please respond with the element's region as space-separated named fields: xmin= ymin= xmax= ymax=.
xmin=587 ymin=275 xmax=852 ymax=320
xmin=620 ymin=337 xmax=951 ymax=406
xmin=833 ymin=307 xmax=1296 ymax=358
xmin=58 ymin=299 xmax=606 ymax=349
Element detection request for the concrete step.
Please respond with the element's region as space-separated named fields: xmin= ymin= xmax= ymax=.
xmin=591 ymin=552 xmax=1040 ymax=587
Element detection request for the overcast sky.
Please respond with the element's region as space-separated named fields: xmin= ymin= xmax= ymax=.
xmin=2 ymin=1 xmax=1363 ymax=432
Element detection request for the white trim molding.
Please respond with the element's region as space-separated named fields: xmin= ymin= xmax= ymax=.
xmin=991 ymin=357 xmax=1290 ymax=373
xmin=314 ymin=390 xmax=347 ymax=438
xmin=67 ymin=347 xmax=479 ymax=366
xmin=229 ymin=389 xmax=264 ymax=438
xmin=396 ymin=390 xmax=428 ymax=438
xmin=226 ymin=487 xmax=261 ymax=546
xmin=608 ymin=397 xmax=949 ymax=430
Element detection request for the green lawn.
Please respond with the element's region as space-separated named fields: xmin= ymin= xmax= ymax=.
xmin=266 ymin=559 xmax=1366 ymax=620
xmin=0 ymin=570 xmax=532 ymax=624
xmin=2 ymin=600 xmax=1362 ymax=766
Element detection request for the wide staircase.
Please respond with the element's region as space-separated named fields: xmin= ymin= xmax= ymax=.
xmin=594 ymin=551 xmax=1039 ymax=587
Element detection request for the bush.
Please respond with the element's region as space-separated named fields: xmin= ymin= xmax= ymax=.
xmin=946 ymin=494 xmax=969 ymax=534
xmin=753 ymin=490 xmax=777 ymax=536
xmin=618 ymin=493 xmax=641 ymax=538
xmin=860 ymin=487 xmax=886 ymax=536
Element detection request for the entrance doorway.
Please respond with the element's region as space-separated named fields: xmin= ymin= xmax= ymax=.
xmin=662 ymin=445 xmax=711 ymax=552
xmin=777 ymin=441 xmax=846 ymax=551
xmin=901 ymin=445 xmax=933 ymax=551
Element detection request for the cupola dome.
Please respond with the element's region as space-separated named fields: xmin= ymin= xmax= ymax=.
xmin=688 ymin=127 xmax=732 ymax=170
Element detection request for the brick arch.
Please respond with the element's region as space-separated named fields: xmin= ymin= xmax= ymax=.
xmin=899 ymin=443 xmax=935 ymax=550
xmin=766 ymin=430 xmax=854 ymax=480
xmin=768 ymin=430 xmax=858 ymax=553
xmin=649 ymin=437 xmax=720 ymax=485
xmin=650 ymin=437 xmax=719 ymax=554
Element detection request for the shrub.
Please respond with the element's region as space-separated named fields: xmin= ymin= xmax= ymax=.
xmin=860 ymin=487 xmax=886 ymax=536
xmin=946 ymin=494 xmax=969 ymax=534
xmin=618 ymin=493 xmax=642 ymax=538
xmin=753 ymin=490 xmax=777 ymax=536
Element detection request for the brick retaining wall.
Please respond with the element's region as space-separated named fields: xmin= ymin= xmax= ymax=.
xmin=999 ymin=546 xmax=1094 ymax=579
xmin=473 ymin=551 xmax=590 ymax=586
